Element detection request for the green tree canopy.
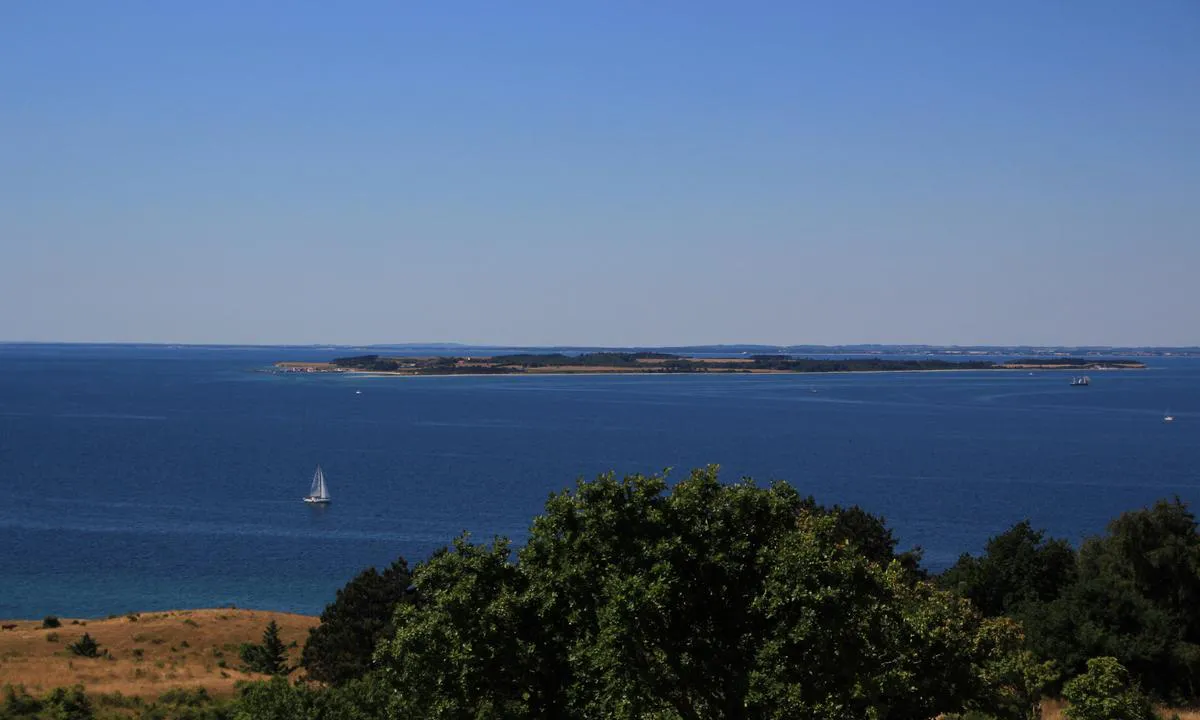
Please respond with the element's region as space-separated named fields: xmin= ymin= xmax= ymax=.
xmin=301 ymin=558 xmax=411 ymax=685
xmin=1061 ymin=657 xmax=1156 ymax=720
xmin=939 ymin=520 xmax=1076 ymax=617
xmin=374 ymin=467 xmax=1031 ymax=719
xmin=1023 ymin=498 xmax=1200 ymax=703
xmin=240 ymin=620 xmax=290 ymax=676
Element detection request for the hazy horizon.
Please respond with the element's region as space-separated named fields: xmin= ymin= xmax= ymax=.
xmin=4 ymin=2 xmax=1198 ymax=347
xmin=2 ymin=338 xmax=1197 ymax=351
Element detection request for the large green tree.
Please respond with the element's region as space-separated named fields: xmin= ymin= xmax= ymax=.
xmin=1022 ymin=498 xmax=1200 ymax=702
xmin=374 ymin=467 xmax=1033 ymax=718
xmin=939 ymin=520 xmax=1076 ymax=617
xmin=301 ymin=558 xmax=411 ymax=685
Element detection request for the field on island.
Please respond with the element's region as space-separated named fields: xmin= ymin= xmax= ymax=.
xmin=0 ymin=609 xmax=317 ymax=699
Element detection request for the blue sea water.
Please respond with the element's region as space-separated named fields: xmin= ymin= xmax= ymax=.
xmin=1 ymin=344 xmax=1197 ymax=619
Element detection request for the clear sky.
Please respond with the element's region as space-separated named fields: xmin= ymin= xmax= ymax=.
xmin=3 ymin=1 xmax=1197 ymax=346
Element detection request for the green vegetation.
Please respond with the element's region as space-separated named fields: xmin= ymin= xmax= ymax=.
xmin=14 ymin=469 xmax=1200 ymax=718
xmin=1061 ymin=657 xmax=1156 ymax=720
xmin=1 ymin=685 xmax=236 ymax=720
xmin=326 ymin=352 xmax=1001 ymax=374
xmin=0 ymin=685 xmax=93 ymax=720
xmin=369 ymin=468 xmax=1062 ymax=718
xmin=238 ymin=621 xmax=289 ymax=676
xmin=300 ymin=559 xmax=411 ymax=684
xmin=67 ymin=633 xmax=101 ymax=658
xmin=941 ymin=498 xmax=1200 ymax=706
xmin=40 ymin=616 xmax=60 ymax=630
xmin=1004 ymin=357 xmax=1143 ymax=367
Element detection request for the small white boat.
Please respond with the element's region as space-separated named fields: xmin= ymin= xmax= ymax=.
xmin=304 ymin=465 xmax=331 ymax=504
xmin=1164 ymin=410 xmax=1175 ymax=423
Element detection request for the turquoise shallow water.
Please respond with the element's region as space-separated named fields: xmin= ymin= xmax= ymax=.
xmin=1 ymin=345 xmax=1197 ymax=618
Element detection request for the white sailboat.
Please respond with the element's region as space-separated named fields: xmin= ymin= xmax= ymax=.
xmin=1164 ymin=409 xmax=1175 ymax=423
xmin=304 ymin=465 xmax=331 ymax=504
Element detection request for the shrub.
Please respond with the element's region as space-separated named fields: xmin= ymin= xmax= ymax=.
xmin=41 ymin=685 xmax=93 ymax=719
xmin=67 ymin=633 xmax=102 ymax=658
xmin=1062 ymin=657 xmax=1156 ymax=720
xmin=46 ymin=632 xmax=59 ymax=643
xmin=95 ymin=691 xmax=145 ymax=710
xmin=2 ymin=685 xmax=42 ymax=715
xmin=42 ymin=615 xmax=61 ymax=629
xmin=239 ymin=621 xmax=289 ymax=675
xmin=158 ymin=686 xmax=212 ymax=707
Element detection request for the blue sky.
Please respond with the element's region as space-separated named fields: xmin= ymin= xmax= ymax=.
xmin=3 ymin=1 xmax=1197 ymax=346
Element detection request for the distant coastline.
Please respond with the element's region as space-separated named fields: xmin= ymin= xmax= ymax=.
xmin=273 ymin=352 xmax=1147 ymax=377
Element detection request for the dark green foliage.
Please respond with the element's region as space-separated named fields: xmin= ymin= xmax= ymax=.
xmin=331 ymin=352 xmax=999 ymax=375
xmin=1061 ymin=657 xmax=1157 ymax=720
xmin=490 ymin=352 xmax=677 ymax=367
xmin=1007 ymin=357 xmax=1138 ymax=367
xmin=300 ymin=559 xmax=411 ymax=685
xmin=41 ymin=616 xmax=60 ymax=629
xmin=940 ymin=520 xmax=1076 ymax=616
xmin=232 ymin=675 xmax=390 ymax=720
xmin=948 ymin=499 xmax=1200 ymax=703
xmin=67 ymin=633 xmax=101 ymax=658
xmin=1024 ymin=499 xmax=1200 ymax=702
xmin=1 ymin=685 xmax=43 ymax=718
xmin=91 ymin=687 xmax=234 ymax=720
xmin=373 ymin=467 xmax=1026 ymax=718
xmin=239 ymin=620 xmax=289 ymax=676
xmin=747 ymin=355 xmax=995 ymax=371
xmin=0 ymin=685 xmax=93 ymax=720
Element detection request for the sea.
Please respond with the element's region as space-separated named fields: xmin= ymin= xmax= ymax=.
xmin=1 ymin=344 xmax=1196 ymax=619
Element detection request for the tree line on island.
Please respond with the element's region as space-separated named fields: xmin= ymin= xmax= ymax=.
xmin=4 ymin=468 xmax=1194 ymax=719
xmin=326 ymin=352 xmax=1120 ymax=375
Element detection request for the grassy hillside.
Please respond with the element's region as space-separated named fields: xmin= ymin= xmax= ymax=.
xmin=0 ymin=609 xmax=316 ymax=699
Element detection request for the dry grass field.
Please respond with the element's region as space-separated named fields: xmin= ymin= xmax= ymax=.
xmin=0 ymin=609 xmax=317 ymax=699
xmin=1039 ymin=698 xmax=1200 ymax=719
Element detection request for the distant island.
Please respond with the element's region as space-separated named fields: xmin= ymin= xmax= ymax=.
xmin=274 ymin=353 xmax=1146 ymax=376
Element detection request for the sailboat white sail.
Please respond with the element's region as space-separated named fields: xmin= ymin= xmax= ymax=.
xmin=304 ymin=465 xmax=331 ymax=504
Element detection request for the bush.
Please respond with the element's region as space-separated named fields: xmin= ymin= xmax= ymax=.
xmin=67 ymin=633 xmax=102 ymax=658
xmin=2 ymin=685 xmax=43 ymax=715
xmin=45 ymin=632 xmax=59 ymax=643
xmin=239 ymin=621 xmax=289 ymax=675
xmin=41 ymin=615 xmax=61 ymax=629
xmin=158 ymin=687 xmax=212 ymax=707
xmin=1062 ymin=657 xmax=1157 ymax=720
xmin=40 ymin=685 xmax=93 ymax=719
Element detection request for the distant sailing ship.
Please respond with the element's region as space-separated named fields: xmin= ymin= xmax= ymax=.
xmin=1070 ymin=376 xmax=1090 ymax=387
xmin=304 ymin=465 xmax=331 ymax=504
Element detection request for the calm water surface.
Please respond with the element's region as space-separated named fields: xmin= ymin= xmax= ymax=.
xmin=1 ymin=345 xmax=1197 ymax=618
